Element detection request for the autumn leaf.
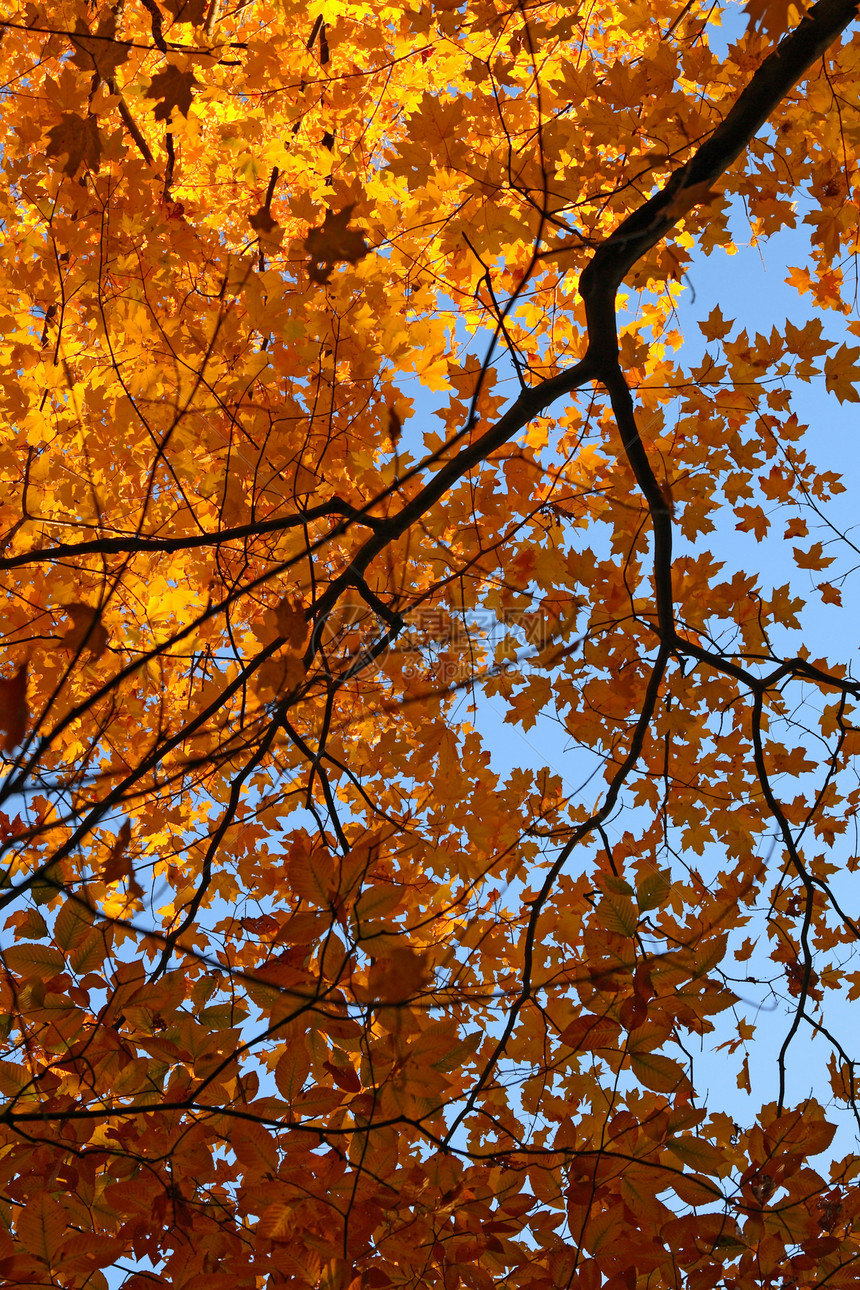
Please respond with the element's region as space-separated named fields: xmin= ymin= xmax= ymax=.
xmin=560 ymin=1014 xmax=622 ymax=1051
xmin=61 ymin=602 xmax=108 ymax=659
xmin=45 ymin=112 xmax=102 ymax=176
xmin=275 ymin=1041 xmax=311 ymax=1102
xmin=744 ymin=0 xmax=810 ymax=34
xmin=16 ymin=1193 xmax=67 ymax=1267
xmin=255 ymin=651 xmax=307 ymax=699
xmin=362 ymin=945 xmax=432 ymax=1003
xmin=3 ymin=942 xmax=65 ymax=980
xmin=0 ymin=661 xmax=28 ymax=752
xmin=699 ymin=306 xmax=734 ymax=341
xmin=596 ymin=893 xmax=638 ymax=937
xmin=101 ymin=820 xmax=143 ymax=899
xmin=230 ymin=1120 xmax=279 ymax=1175
xmin=258 ymin=1200 xmax=295 ymax=1241
xmin=2 ymin=0 xmax=860 ymax=1281
xmin=664 ymin=177 xmax=722 ymax=223
xmin=146 ymin=64 xmax=199 ymax=121
xmin=387 ymin=405 xmax=403 ymax=443
xmin=305 ymin=206 xmax=370 ymax=283
xmin=275 ymin=596 xmax=309 ymax=649
xmin=793 ymin=542 xmax=835 ymax=571
xmin=250 ymin=205 xmax=283 ymax=248
xmin=69 ymin=15 xmax=130 ymax=80
xmin=823 ymin=342 xmax=860 ymax=403
xmin=636 ymin=869 xmax=671 ymax=911
xmin=53 ymin=897 xmax=94 ymax=953
xmin=162 ymin=0 xmax=207 ymax=23
xmin=630 ymin=1051 xmax=690 ymax=1094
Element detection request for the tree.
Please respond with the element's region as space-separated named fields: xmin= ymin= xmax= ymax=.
xmin=0 ymin=0 xmax=860 ymax=1283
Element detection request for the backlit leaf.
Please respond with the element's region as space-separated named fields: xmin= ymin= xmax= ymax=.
xmin=45 ymin=112 xmax=101 ymax=176
xmin=305 ymin=206 xmax=370 ymax=283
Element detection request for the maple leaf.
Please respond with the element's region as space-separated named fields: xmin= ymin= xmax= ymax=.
xmin=823 ymin=342 xmax=860 ymax=403
xmin=664 ymin=177 xmax=722 ymax=223
xmin=362 ymin=945 xmax=432 ymax=1003
xmin=255 ymin=651 xmax=307 ymax=700
xmin=387 ymin=405 xmax=403 ymax=443
xmin=305 ymin=206 xmax=370 ymax=283
xmin=45 ymin=112 xmax=102 ymax=176
xmin=249 ymin=206 xmax=277 ymax=235
xmin=146 ymin=64 xmax=200 ymax=121
xmin=69 ymin=15 xmax=130 ymax=81
xmin=793 ymin=542 xmax=835 ymax=571
xmin=0 ymin=662 xmax=28 ymax=752
xmin=744 ymin=0 xmax=810 ymax=34
xmin=162 ymin=0 xmax=207 ymax=23
xmin=250 ymin=205 xmax=284 ymax=249
xmin=101 ymin=820 xmax=143 ymax=899
xmin=61 ymin=602 xmax=108 ymax=659
xmin=3 ymin=0 xmax=860 ymax=1279
xmin=699 ymin=306 xmax=734 ymax=342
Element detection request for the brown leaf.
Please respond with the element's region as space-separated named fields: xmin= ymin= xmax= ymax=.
xmin=62 ymin=602 xmax=108 ymax=659
xmin=46 ymin=112 xmax=102 ymax=177
xmin=70 ymin=15 xmax=130 ymax=80
xmin=664 ymin=177 xmax=722 ymax=222
xmin=305 ymin=206 xmax=370 ymax=284
xmin=619 ymin=994 xmax=648 ymax=1031
xmin=365 ymin=945 xmax=432 ymax=1003
xmin=146 ymin=64 xmax=199 ymax=121
xmin=0 ymin=662 xmax=28 ymax=752
xmin=162 ymin=0 xmax=207 ymax=23
xmin=250 ymin=205 xmax=284 ymax=248
xmin=744 ymin=0 xmax=809 ymax=34
xmin=250 ymin=206 xmax=277 ymax=235
xmin=255 ymin=652 xmax=307 ymax=700
xmin=560 ymin=1014 xmax=622 ymax=1051
xmin=275 ymin=597 xmax=308 ymax=649
xmin=387 ymin=405 xmax=403 ymax=443
xmin=101 ymin=820 xmax=143 ymax=898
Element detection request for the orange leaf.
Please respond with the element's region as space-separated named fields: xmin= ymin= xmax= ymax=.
xmin=16 ymin=1193 xmax=67 ymax=1266
xmin=561 ymin=1014 xmax=622 ymax=1051
xmin=275 ymin=1041 xmax=311 ymax=1101
xmin=53 ymin=898 xmax=94 ymax=952
xmin=363 ymin=945 xmax=432 ymax=1003
xmin=230 ymin=1120 xmax=279 ymax=1175
xmin=630 ymin=1051 xmax=689 ymax=1094
xmin=257 ymin=1200 xmax=295 ymax=1241
xmin=744 ymin=0 xmax=809 ymax=34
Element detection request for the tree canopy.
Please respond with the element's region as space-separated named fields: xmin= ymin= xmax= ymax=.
xmin=2 ymin=0 xmax=860 ymax=1285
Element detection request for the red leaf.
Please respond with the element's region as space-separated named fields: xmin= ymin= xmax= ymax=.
xmin=0 ymin=662 xmax=28 ymax=752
